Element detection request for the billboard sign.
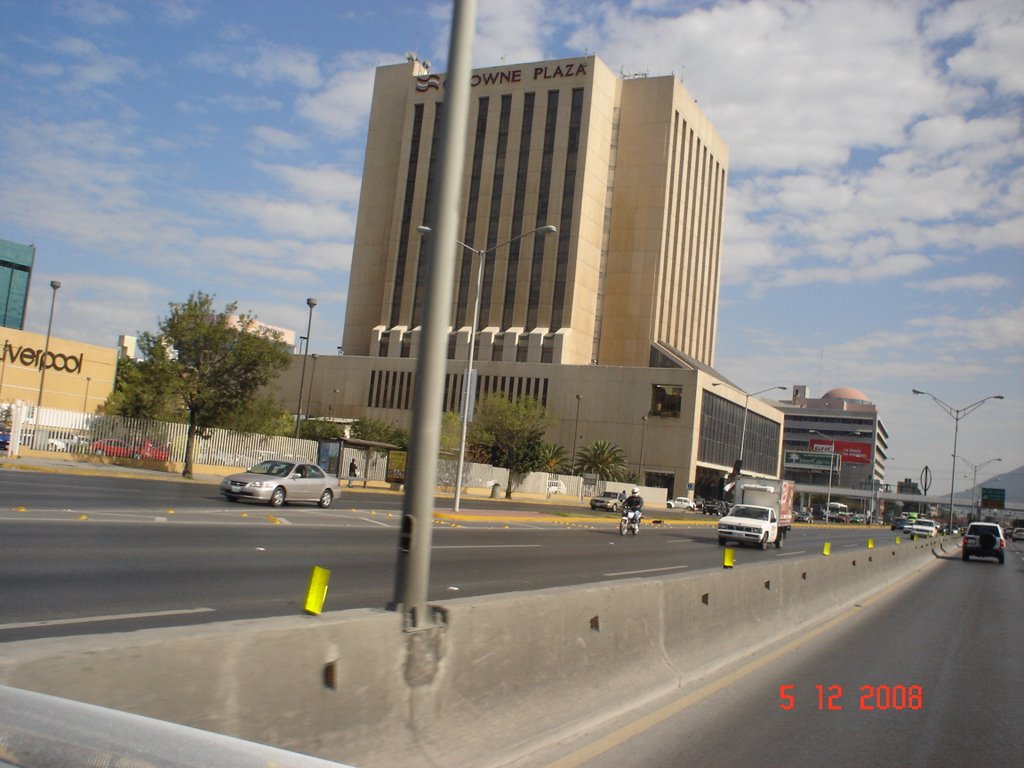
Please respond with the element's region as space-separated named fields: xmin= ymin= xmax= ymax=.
xmin=785 ymin=450 xmax=839 ymax=470
xmin=809 ymin=439 xmax=872 ymax=464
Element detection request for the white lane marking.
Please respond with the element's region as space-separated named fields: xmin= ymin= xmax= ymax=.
xmin=358 ymin=515 xmax=392 ymax=527
xmin=0 ymin=607 xmax=216 ymax=631
xmin=604 ymin=565 xmax=690 ymax=577
xmin=434 ymin=544 xmax=543 ymax=549
xmin=775 ymin=550 xmax=806 ymax=557
xmin=666 ymin=538 xmax=694 ymax=543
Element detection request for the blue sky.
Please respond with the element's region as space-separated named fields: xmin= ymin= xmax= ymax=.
xmin=1 ymin=0 xmax=1021 ymax=496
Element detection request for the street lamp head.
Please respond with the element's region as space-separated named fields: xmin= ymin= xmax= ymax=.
xmin=50 ymin=280 xmax=61 ymax=291
xmin=539 ymin=225 xmax=558 ymax=234
xmin=911 ymin=389 xmax=926 ymax=395
xmin=306 ymin=297 xmax=318 ymax=309
xmin=417 ymin=225 xmax=431 ymax=234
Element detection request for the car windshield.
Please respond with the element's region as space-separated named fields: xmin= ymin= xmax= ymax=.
xmin=732 ymin=506 xmax=768 ymax=520
xmin=248 ymin=461 xmax=295 ymax=477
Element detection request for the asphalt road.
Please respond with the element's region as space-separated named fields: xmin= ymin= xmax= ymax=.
xmin=1 ymin=469 xmax=904 ymax=642
xmin=510 ymin=539 xmax=1024 ymax=768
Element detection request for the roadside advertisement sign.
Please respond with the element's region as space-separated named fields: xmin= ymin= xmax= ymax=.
xmin=809 ymin=439 xmax=871 ymax=464
xmin=785 ymin=450 xmax=839 ymax=470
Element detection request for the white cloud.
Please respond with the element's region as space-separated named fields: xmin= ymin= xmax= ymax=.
xmin=255 ymin=163 xmax=362 ymax=204
xmin=248 ymin=126 xmax=307 ymax=153
xmin=59 ymin=0 xmax=129 ymax=26
xmin=916 ymin=273 xmax=1010 ymax=293
xmin=52 ymin=36 xmax=143 ymax=91
xmin=296 ymin=61 xmax=377 ymax=139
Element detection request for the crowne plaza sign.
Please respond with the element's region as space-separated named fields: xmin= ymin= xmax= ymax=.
xmin=2 ymin=339 xmax=85 ymax=374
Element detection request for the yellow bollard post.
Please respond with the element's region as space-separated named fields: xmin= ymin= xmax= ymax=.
xmin=895 ymin=535 xmax=901 ymax=545
xmin=867 ymin=538 xmax=874 ymax=549
xmin=723 ymin=548 xmax=734 ymax=568
xmin=822 ymin=542 xmax=831 ymax=556
xmin=304 ymin=566 xmax=331 ymax=615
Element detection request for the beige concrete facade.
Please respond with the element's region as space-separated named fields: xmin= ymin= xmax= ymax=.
xmin=342 ymin=55 xmax=728 ymax=369
xmin=1 ymin=327 xmax=117 ymax=414
xmin=284 ymin=55 xmax=779 ymax=500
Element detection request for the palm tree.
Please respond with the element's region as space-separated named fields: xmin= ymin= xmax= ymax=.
xmin=574 ymin=439 xmax=628 ymax=481
xmin=538 ymin=442 xmax=572 ymax=474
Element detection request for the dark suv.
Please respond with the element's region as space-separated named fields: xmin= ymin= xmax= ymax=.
xmin=962 ymin=522 xmax=1005 ymax=564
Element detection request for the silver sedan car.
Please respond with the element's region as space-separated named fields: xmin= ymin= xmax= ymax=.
xmin=220 ymin=460 xmax=336 ymax=508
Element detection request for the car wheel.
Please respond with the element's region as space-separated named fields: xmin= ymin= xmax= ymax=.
xmin=962 ymin=552 xmax=970 ymax=561
xmin=775 ymin=533 xmax=783 ymax=549
xmin=718 ymin=537 xmax=725 ymax=546
xmin=225 ymin=495 xmax=239 ymax=503
xmin=760 ymin=534 xmax=769 ymax=550
xmin=998 ymin=553 xmax=1004 ymax=564
xmin=269 ymin=487 xmax=286 ymax=507
xmin=318 ymin=489 xmax=333 ymax=508
xmin=95 ymin=449 xmax=106 ymax=456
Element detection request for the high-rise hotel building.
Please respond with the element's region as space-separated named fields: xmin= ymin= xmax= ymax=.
xmin=343 ymin=55 xmax=728 ymax=370
xmin=284 ymin=55 xmax=784 ymax=500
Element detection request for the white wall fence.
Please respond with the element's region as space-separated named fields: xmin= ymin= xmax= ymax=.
xmin=3 ymin=401 xmax=624 ymax=500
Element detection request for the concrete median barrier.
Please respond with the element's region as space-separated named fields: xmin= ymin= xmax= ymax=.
xmin=0 ymin=540 xmax=943 ymax=767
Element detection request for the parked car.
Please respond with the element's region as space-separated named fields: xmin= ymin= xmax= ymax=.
xmin=220 ymin=460 xmax=335 ymax=508
xmin=0 ymin=430 xmax=9 ymax=452
xmin=962 ymin=522 xmax=1005 ymax=564
xmin=795 ymin=509 xmax=812 ymax=523
xmin=90 ymin=438 xmax=170 ymax=461
xmin=891 ymin=517 xmax=908 ymax=531
xmin=1013 ymin=528 xmax=1024 ymax=542
xmin=705 ymin=499 xmax=730 ymax=516
xmin=666 ymin=496 xmax=696 ymax=511
xmin=589 ymin=491 xmax=622 ymax=513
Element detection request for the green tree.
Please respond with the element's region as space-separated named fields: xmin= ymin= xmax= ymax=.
xmin=132 ymin=292 xmax=292 ymax=478
xmin=574 ymin=439 xmax=629 ymax=481
xmin=468 ymin=394 xmax=554 ymax=498
xmin=351 ymin=417 xmax=408 ymax=449
xmin=538 ymin=442 xmax=571 ymax=474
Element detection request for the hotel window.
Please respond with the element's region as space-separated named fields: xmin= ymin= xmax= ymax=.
xmin=650 ymin=384 xmax=683 ymax=418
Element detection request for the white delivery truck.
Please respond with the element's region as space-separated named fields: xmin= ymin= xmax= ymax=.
xmin=717 ymin=477 xmax=795 ymax=549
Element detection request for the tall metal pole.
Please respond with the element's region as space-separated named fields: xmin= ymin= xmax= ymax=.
xmin=293 ymin=298 xmax=317 ymax=438
xmin=638 ymin=415 xmax=648 ymax=483
xmin=960 ymin=457 xmax=1000 ymax=522
xmin=417 ymin=223 xmax=555 ymax=514
xmin=304 ymin=353 xmax=319 ymax=423
xmin=452 ymin=246 xmax=484 ymax=514
xmin=811 ymin=430 xmax=836 ymax=515
xmin=912 ymin=389 xmax=1004 ymax=533
xmin=713 ymin=383 xmax=784 ymax=477
xmin=393 ymin=0 xmax=477 ymax=630
xmin=571 ymin=394 xmax=582 ymax=473
xmin=35 ymin=280 xmax=61 ymax=418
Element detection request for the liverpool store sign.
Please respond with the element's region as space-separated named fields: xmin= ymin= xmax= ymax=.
xmin=2 ymin=340 xmax=85 ymax=374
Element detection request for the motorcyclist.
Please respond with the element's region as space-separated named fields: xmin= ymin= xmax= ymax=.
xmin=623 ymin=486 xmax=644 ymax=528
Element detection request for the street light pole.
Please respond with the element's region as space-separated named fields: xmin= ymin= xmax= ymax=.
xmin=960 ymin=456 xmax=1001 ymax=522
xmin=293 ymin=298 xmax=317 ymax=438
xmin=912 ymin=389 xmax=1004 ymax=533
xmin=34 ymin=280 xmax=62 ymax=436
xmin=305 ymin=353 xmax=319 ymax=423
xmin=711 ymin=383 xmax=785 ymax=476
xmin=417 ymin=223 xmax=556 ymax=513
xmin=571 ymin=394 xmax=582 ymax=474
xmin=638 ymin=415 xmax=648 ymax=483
xmin=810 ymin=429 xmax=837 ymax=516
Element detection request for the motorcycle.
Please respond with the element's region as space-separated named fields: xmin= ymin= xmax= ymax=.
xmin=619 ymin=508 xmax=640 ymax=536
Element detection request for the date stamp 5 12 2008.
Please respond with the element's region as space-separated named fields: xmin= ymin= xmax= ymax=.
xmin=779 ymin=684 xmax=924 ymax=712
